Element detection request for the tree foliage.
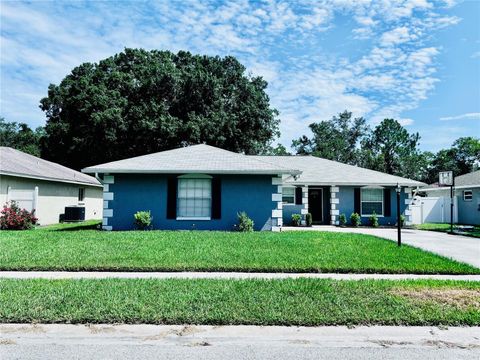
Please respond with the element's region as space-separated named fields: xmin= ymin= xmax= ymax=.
xmin=40 ymin=48 xmax=280 ymax=170
xmin=0 ymin=118 xmax=44 ymax=156
xmin=293 ymin=112 xmax=479 ymax=183
xmin=292 ymin=111 xmax=368 ymax=165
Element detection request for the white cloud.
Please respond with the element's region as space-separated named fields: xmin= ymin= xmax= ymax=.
xmin=380 ymin=26 xmax=414 ymax=46
xmin=439 ymin=113 xmax=480 ymax=121
xmin=471 ymin=51 xmax=480 ymax=59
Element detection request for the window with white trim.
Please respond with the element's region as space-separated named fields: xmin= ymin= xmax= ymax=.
xmin=361 ymin=188 xmax=383 ymax=216
xmin=282 ymin=187 xmax=295 ymax=204
xmin=464 ymin=190 xmax=473 ymax=201
xmin=177 ymin=176 xmax=212 ymax=219
xmin=78 ymin=188 xmax=85 ymax=202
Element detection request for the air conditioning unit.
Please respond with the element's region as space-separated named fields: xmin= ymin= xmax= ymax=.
xmin=64 ymin=206 xmax=85 ymax=222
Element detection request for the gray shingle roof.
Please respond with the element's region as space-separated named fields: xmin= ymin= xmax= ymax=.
xmin=0 ymin=147 xmax=101 ymax=186
xmin=252 ymin=155 xmax=425 ymax=187
xmin=455 ymin=170 xmax=480 ymax=187
xmin=82 ymin=144 xmax=301 ymax=175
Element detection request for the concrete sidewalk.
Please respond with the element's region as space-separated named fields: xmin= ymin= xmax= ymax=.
xmin=0 ymin=271 xmax=479 ymax=281
xmin=1 ymin=324 xmax=479 ymax=360
xmin=285 ymin=226 xmax=480 ymax=268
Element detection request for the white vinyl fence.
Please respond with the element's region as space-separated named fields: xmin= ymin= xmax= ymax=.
xmin=409 ymin=196 xmax=458 ymax=224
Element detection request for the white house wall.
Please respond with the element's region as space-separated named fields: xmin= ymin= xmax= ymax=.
xmin=0 ymin=175 xmax=102 ymax=225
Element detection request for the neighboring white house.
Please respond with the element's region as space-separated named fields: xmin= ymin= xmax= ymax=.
xmin=0 ymin=147 xmax=103 ymax=225
xmin=414 ymin=170 xmax=480 ymax=225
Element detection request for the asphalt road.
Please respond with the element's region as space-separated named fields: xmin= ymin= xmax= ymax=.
xmin=1 ymin=324 xmax=479 ymax=360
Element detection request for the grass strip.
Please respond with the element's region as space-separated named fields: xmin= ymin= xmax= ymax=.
xmin=416 ymin=223 xmax=480 ymax=238
xmin=0 ymin=278 xmax=479 ymax=326
xmin=1 ymin=230 xmax=478 ymax=274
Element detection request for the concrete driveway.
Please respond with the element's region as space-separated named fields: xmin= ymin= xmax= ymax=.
xmin=285 ymin=226 xmax=480 ymax=268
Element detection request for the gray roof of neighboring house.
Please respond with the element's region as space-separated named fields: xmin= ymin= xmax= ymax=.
xmin=422 ymin=170 xmax=480 ymax=191
xmin=82 ymin=144 xmax=301 ymax=175
xmin=0 ymin=147 xmax=101 ymax=187
xmin=252 ymin=155 xmax=425 ymax=187
xmin=455 ymin=170 xmax=480 ymax=187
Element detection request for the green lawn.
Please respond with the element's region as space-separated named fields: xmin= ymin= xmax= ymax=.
xmin=0 ymin=278 xmax=478 ymax=326
xmin=0 ymin=228 xmax=478 ymax=274
xmin=416 ymin=223 xmax=480 ymax=238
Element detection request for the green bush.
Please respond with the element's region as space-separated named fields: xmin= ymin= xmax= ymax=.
xmin=237 ymin=211 xmax=254 ymax=232
xmin=133 ymin=211 xmax=152 ymax=230
xmin=369 ymin=212 xmax=379 ymax=228
xmin=291 ymin=213 xmax=302 ymax=226
xmin=339 ymin=213 xmax=347 ymax=226
xmin=350 ymin=212 xmax=361 ymax=227
xmin=305 ymin=213 xmax=313 ymax=227
xmin=400 ymin=215 xmax=406 ymax=227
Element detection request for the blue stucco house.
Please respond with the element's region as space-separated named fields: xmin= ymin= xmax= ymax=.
xmin=82 ymin=144 xmax=424 ymax=231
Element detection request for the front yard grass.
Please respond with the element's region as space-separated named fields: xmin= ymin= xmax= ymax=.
xmin=0 ymin=278 xmax=478 ymax=326
xmin=416 ymin=223 xmax=480 ymax=238
xmin=0 ymin=229 xmax=478 ymax=274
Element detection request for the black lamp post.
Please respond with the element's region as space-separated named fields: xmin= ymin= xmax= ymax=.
xmin=395 ymin=183 xmax=401 ymax=247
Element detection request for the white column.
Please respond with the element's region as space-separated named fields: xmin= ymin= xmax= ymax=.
xmin=404 ymin=187 xmax=413 ymax=226
xmin=301 ymin=186 xmax=308 ymax=225
xmin=271 ymin=175 xmax=283 ymax=231
xmin=102 ymin=174 xmax=115 ymax=231
xmin=330 ymin=186 xmax=340 ymax=225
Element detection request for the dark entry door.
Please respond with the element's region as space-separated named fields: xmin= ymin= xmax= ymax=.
xmin=308 ymin=188 xmax=323 ymax=224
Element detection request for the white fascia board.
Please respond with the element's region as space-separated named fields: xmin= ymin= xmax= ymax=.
xmin=422 ymin=185 xmax=480 ymax=191
xmin=0 ymin=171 xmax=102 ymax=187
xmin=82 ymin=168 xmax=302 ymax=176
xmin=284 ymin=181 xmax=425 ymax=187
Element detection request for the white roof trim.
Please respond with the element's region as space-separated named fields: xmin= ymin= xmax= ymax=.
xmin=0 ymin=171 xmax=103 ymax=187
xmin=83 ymin=168 xmax=301 ymax=175
xmin=421 ymin=185 xmax=480 ymax=191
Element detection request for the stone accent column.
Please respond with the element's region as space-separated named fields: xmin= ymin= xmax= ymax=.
xmin=271 ymin=175 xmax=283 ymax=231
xmin=330 ymin=186 xmax=340 ymax=225
xmin=301 ymin=186 xmax=308 ymax=225
xmin=404 ymin=187 xmax=413 ymax=226
xmin=102 ymin=174 xmax=115 ymax=231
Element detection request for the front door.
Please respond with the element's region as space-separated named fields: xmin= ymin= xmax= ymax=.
xmin=308 ymin=188 xmax=323 ymax=224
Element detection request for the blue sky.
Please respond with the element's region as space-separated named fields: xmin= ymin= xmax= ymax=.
xmin=1 ymin=0 xmax=479 ymax=152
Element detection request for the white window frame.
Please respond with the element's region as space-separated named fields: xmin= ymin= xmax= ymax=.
xmin=78 ymin=187 xmax=85 ymax=204
xmin=463 ymin=190 xmax=473 ymax=201
xmin=360 ymin=188 xmax=384 ymax=217
xmin=282 ymin=186 xmax=295 ymax=205
xmin=176 ymin=174 xmax=212 ymax=221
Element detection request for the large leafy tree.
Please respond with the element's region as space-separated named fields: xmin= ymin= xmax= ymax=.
xmin=424 ymin=137 xmax=480 ymax=183
xmin=291 ymin=111 xmax=368 ymax=165
xmin=0 ymin=118 xmax=44 ymax=156
xmin=360 ymin=119 xmax=421 ymax=178
xmin=40 ymin=49 xmax=280 ymax=170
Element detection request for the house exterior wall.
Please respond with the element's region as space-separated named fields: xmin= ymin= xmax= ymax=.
xmin=106 ymin=173 xmax=277 ymax=231
xmin=0 ymin=175 xmax=103 ymax=225
xmin=457 ymin=188 xmax=480 ymax=225
xmin=283 ymin=204 xmax=302 ymax=225
xmin=337 ymin=186 xmax=408 ymax=226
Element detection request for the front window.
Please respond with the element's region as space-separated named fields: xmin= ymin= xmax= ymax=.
xmin=282 ymin=187 xmax=295 ymax=204
xmin=177 ymin=176 xmax=212 ymax=219
xmin=464 ymin=190 xmax=473 ymax=201
xmin=361 ymin=188 xmax=383 ymax=216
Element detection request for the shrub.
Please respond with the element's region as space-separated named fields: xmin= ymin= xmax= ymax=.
xmin=0 ymin=201 xmax=38 ymax=230
xmin=133 ymin=210 xmax=152 ymax=230
xmin=291 ymin=213 xmax=302 ymax=226
xmin=237 ymin=211 xmax=254 ymax=232
xmin=339 ymin=213 xmax=347 ymax=226
xmin=400 ymin=215 xmax=406 ymax=227
xmin=369 ymin=212 xmax=379 ymax=228
xmin=305 ymin=213 xmax=313 ymax=227
xmin=350 ymin=212 xmax=361 ymax=227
